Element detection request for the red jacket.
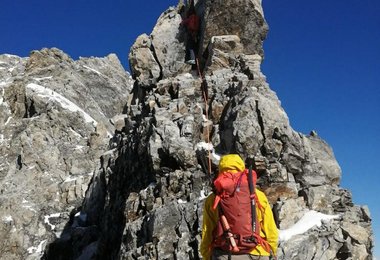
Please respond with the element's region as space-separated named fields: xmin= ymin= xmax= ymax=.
xmin=182 ymin=14 xmax=199 ymax=36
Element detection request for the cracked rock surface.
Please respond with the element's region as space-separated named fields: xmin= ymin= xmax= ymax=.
xmin=0 ymin=49 xmax=132 ymax=260
xmin=0 ymin=0 xmax=373 ymax=259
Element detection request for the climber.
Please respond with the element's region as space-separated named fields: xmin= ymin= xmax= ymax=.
xmin=181 ymin=0 xmax=200 ymax=65
xmin=200 ymin=154 xmax=278 ymax=260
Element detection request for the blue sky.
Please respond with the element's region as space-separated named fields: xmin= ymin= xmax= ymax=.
xmin=1 ymin=0 xmax=379 ymax=257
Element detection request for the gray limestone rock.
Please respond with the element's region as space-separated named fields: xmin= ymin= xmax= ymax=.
xmin=200 ymin=0 xmax=268 ymax=57
xmin=0 ymin=49 xmax=132 ymax=260
xmin=0 ymin=0 xmax=373 ymax=259
xmin=129 ymin=34 xmax=161 ymax=87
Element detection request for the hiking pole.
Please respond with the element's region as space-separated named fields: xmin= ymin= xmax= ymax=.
xmin=220 ymin=215 xmax=239 ymax=253
xmin=217 ymin=204 xmax=239 ymax=253
xmin=246 ymin=156 xmax=257 ymax=233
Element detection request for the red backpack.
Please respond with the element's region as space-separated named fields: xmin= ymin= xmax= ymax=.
xmin=211 ymin=168 xmax=270 ymax=254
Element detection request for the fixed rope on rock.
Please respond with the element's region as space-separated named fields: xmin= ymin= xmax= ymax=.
xmin=196 ymin=57 xmax=212 ymax=176
xmin=181 ymin=1 xmax=212 ymax=176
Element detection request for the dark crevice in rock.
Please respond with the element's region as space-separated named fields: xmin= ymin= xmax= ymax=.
xmin=217 ymin=96 xmax=239 ymax=154
xmin=188 ymin=207 xmax=201 ymax=260
xmin=273 ymin=128 xmax=290 ymax=164
xmin=336 ymin=242 xmax=352 ymax=260
xmin=24 ymin=98 xmax=38 ymax=118
xmin=255 ymin=100 xmax=266 ymax=155
xmin=242 ymin=67 xmax=254 ymax=80
xmin=137 ymin=214 xmax=155 ymax=247
xmin=16 ymin=154 xmax=22 ymax=170
xmin=298 ymin=188 xmax=309 ymax=207
xmin=130 ymin=81 xmax=146 ymax=109
xmin=158 ymin=148 xmax=181 ymax=171
xmin=42 ymin=207 xmax=98 ymax=260
xmin=0 ymin=0 xmax=371 ymax=258
xmin=168 ymin=84 xmax=179 ymax=100
xmin=196 ymin=149 xmax=212 ymax=178
xmin=95 ymin=122 xmax=157 ymax=258
xmin=149 ymin=42 xmax=163 ymax=83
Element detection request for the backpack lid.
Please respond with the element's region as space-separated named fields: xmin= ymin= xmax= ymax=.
xmin=218 ymin=154 xmax=245 ymax=173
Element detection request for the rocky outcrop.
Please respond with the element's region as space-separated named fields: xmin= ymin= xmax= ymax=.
xmin=119 ymin=0 xmax=373 ymax=259
xmin=0 ymin=49 xmax=132 ymax=260
xmin=0 ymin=0 xmax=373 ymax=259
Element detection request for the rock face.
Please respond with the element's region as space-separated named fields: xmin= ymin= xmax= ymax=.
xmin=0 ymin=49 xmax=132 ymax=260
xmin=0 ymin=0 xmax=374 ymax=260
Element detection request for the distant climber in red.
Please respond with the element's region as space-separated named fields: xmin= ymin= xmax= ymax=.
xmin=181 ymin=0 xmax=200 ymax=65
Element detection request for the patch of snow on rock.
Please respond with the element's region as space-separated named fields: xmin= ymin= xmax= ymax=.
xmin=279 ymin=210 xmax=341 ymax=242
xmin=44 ymin=213 xmax=61 ymax=230
xmin=26 ymin=83 xmax=97 ymax=126
xmin=27 ymin=239 xmax=47 ymax=255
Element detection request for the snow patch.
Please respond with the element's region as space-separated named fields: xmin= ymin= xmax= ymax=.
xmin=69 ymin=127 xmax=83 ymax=138
xmin=3 ymin=54 xmax=20 ymax=58
xmin=44 ymin=213 xmax=61 ymax=230
xmin=63 ymin=176 xmax=78 ymax=183
xmin=279 ymin=210 xmax=340 ymax=242
xmin=75 ymin=212 xmax=87 ymax=222
xmin=178 ymin=199 xmax=187 ymax=204
xmin=196 ymin=141 xmax=221 ymax=162
xmin=199 ymin=187 xmax=208 ymax=201
xmin=102 ymin=148 xmax=117 ymax=157
xmin=2 ymin=215 xmax=13 ymax=223
xmin=74 ymin=145 xmax=85 ymax=150
xmin=196 ymin=141 xmax=213 ymax=151
xmin=0 ymin=81 xmax=7 ymax=87
xmin=72 ymin=211 xmax=88 ymax=228
xmin=0 ymin=86 xmax=5 ymax=105
xmin=26 ymin=83 xmax=97 ymax=126
xmin=144 ymin=182 xmax=156 ymax=191
xmin=27 ymin=239 xmax=47 ymax=254
xmin=182 ymin=73 xmax=194 ymax=78
xmin=22 ymin=205 xmax=37 ymax=213
xmin=33 ymin=76 xmax=53 ymax=81
xmin=82 ymin=65 xmax=102 ymax=75
xmin=4 ymin=116 xmax=12 ymax=125
xmin=21 ymin=199 xmax=37 ymax=212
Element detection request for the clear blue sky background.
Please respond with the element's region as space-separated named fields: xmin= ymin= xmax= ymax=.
xmin=1 ymin=0 xmax=379 ymax=257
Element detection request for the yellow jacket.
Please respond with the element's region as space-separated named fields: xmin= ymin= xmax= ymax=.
xmin=200 ymin=189 xmax=279 ymax=260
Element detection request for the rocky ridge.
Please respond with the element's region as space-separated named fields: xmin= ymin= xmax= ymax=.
xmin=0 ymin=49 xmax=132 ymax=259
xmin=0 ymin=0 xmax=374 ymax=259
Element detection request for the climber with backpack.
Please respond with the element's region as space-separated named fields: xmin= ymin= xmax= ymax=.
xmin=181 ymin=0 xmax=200 ymax=65
xmin=200 ymin=154 xmax=278 ymax=260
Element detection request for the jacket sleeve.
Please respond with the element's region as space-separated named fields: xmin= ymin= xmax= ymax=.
xmin=200 ymin=194 xmax=218 ymax=260
xmin=258 ymin=190 xmax=279 ymax=256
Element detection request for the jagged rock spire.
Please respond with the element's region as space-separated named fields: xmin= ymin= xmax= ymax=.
xmin=0 ymin=0 xmax=373 ymax=259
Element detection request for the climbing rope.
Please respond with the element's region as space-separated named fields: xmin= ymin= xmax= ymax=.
xmin=195 ymin=57 xmax=212 ymax=176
